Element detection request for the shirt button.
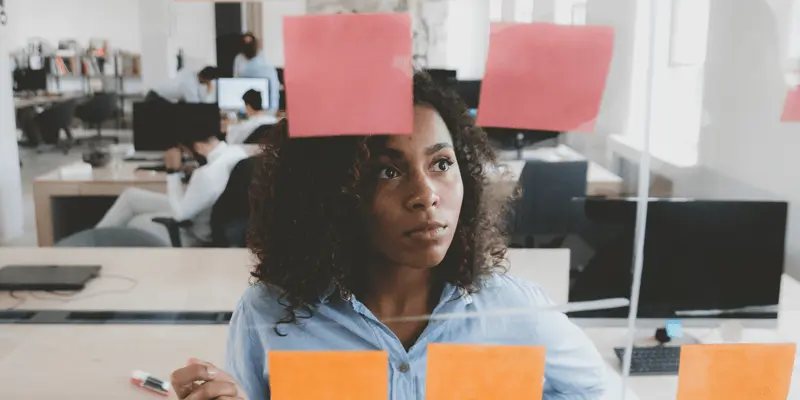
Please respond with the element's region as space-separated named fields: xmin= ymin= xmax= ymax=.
xmin=398 ymin=363 xmax=410 ymax=373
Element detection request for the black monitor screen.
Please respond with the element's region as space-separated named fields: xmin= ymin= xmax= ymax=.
xmin=455 ymin=80 xmax=481 ymax=109
xmin=173 ymin=103 xmax=221 ymax=145
xmin=567 ymin=199 xmax=787 ymax=319
xmin=133 ymin=102 xmax=178 ymax=151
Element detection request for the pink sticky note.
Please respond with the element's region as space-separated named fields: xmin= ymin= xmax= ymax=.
xmin=283 ymin=13 xmax=413 ymax=138
xmin=781 ymin=86 xmax=800 ymax=122
xmin=477 ymin=23 xmax=615 ymax=133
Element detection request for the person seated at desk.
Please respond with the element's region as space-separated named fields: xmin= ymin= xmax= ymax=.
xmin=170 ymin=72 xmax=606 ymax=399
xmin=234 ymin=33 xmax=280 ymax=114
xmin=145 ymin=66 xmax=219 ymax=104
xmin=95 ymin=128 xmax=247 ymax=247
xmin=223 ymin=89 xmax=278 ymax=145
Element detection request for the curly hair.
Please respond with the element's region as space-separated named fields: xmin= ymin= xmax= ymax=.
xmin=248 ymin=72 xmax=511 ymax=333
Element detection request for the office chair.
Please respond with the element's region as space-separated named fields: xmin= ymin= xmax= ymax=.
xmin=153 ymin=157 xmax=257 ymax=248
xmin=75 ymin=92 xmax=120 ymax=146
xmin=276 ymin=67 xmax=284 ymax=85
xmin=243 ymin=124 xmax=275 ymax=144
xmin=55 ymin=227 xmax=170 ymax=247
xmin=34 ymin=99 xmax=78 ymax=154
xmin=508 ymin=160 xmax=588 ymax=248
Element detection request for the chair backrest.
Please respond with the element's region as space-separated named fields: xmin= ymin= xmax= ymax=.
xmin=511 ymin=160 xmax=589 ymax=238
xmin=244 ymin=124 xmax=274 ymax=144
xmin=39 ymin=99 xmax=78 ymax=127
xmin=210 ymin=156 xmax=257 ymax=247
xmin=36 ymin=99 xmax=79 ymax=143
xmin=79 ymin=92 xmax=119 ymax=121
xmin=55 ymin=228 xmax=169 ymax=247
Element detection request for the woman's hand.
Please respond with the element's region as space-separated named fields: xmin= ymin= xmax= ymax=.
xmin=171 ymin=358 xmax=247 ymax=400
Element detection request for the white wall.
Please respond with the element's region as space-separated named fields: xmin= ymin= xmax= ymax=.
xmin=173 ymin=2 xmax=218 ymax=70
xmin=446 ymin=0 xmax=490 ymax=78
xmin=261 ymin=0 xmax=307 ymax=67
xmin=565 ymin=0 xmax=638 ymax=160
xmin=697 ymin=0 xmax=800 ymax=277
xmin=5 ymin=0 xmax=141 ymax=52
xmin=0 ymin=0 xmax=25 ymax=243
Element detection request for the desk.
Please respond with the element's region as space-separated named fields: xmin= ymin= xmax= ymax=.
xmin=0 ymin=248 xmax=252 ymax=311
xmin=585 ymin=274 xmax=800 ymax=400
xmin=500 ymin=145 xmax=624 ymax=197
xmin=14 ymin=92 xmax=86 ymax=110
xmin=34 ymin=162 xmax=168 ymax=246
xmin=0 ymin=325 xmax=228 ymax=399
xmin=34 ymin=144 xmax=263 ymax=246
xmin=0 ymin=248 xmax=640 ymax=399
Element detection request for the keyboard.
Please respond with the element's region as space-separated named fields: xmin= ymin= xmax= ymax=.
xmin=614 ymin=346 xmax=681 ymax=375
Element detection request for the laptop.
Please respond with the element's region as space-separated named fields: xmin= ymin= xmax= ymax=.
xmin=0 ymin=265 xmax=102 ymax=291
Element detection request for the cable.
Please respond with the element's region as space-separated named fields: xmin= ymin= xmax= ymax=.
xmin=20 ymin=273 xmax=139 ymax=304
xmin=3 ymin=291 xmax=27 ymax=311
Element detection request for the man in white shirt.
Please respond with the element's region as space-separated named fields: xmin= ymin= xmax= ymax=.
xmin=223 ymin=89 xmax=278 ymax=144
xmin=146 ymin=66 xmax=219 ymax=104
xmin=96 ymin=129 xmax=248 ymax=246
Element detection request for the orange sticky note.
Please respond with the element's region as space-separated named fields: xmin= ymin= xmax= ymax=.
xmin=781 ymin=86 xmax=800 ymax=122
xmin=283 ymin=13 xmax=413 ymax=137
xmin=477 ymin=23 xmax=614 ymax=133
xmin=269 ymin=351 xmax=388 ymax=399
xmin=426 ymin=343 xmax=546 ymax=400
xmin=677 ymin=343 xmax=796 ymax=400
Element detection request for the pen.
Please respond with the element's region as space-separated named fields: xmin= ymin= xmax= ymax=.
xmin=131 ymin=370 xmax=171 ymax=396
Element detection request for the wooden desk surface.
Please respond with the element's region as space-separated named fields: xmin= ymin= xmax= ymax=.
xmin=0 ymin=248 xmax=254 ymax=311
xmin=0 ymin=325 xmax=228 ymax=399
xmin=35 ymin=161 xmax=167 ymax=185
xmin=33 ymin=144 xmax=261 ymax=246
xmin=14 ymin=92 xmax=86 ymax=109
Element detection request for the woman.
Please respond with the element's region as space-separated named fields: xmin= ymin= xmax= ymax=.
xmin=233 ymin=33 xmax=280 ymax=115
xmin=170 ymin=72 xmax=606 ymax=399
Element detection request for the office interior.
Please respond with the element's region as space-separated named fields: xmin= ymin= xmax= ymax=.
xmin=0 ymin=0 xmax=799 ymax=398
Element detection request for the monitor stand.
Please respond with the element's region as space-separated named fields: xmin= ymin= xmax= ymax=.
xmin=628 ymin=327 xmax=700 ymax=348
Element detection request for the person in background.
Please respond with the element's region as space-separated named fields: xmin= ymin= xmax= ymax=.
xmin=223 ymin=89 xmax=278 ymax=145
xmin=146 ymin=66 xmax=219 ymax=104
xmin=96 ymin=126 xmax=247 ymax=247
xmin=233 ymin=33 xmax=280 ymax=114
xmin=169 ymin=72 xmax=607 ymax=399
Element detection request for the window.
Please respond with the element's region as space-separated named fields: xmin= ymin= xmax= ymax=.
xmin=623 ymin=0 xmax=710 ymax=168
xmin=571 ymin=3 xmax=586 ymax=25
xmin=490 ymin=0 xmax=502 ymax=22
xmin=670 ymin=0 xmax=710 ymax=66
xmin=514 ymin=0 xmax=534 ymax=23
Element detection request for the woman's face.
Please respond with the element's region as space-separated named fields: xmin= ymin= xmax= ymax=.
xmin=365 ymin=105 xmax=464 ymax=270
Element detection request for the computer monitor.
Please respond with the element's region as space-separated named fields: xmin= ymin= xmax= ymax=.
xmin=173 ymin=103 xmax=222 ymax=145
xmin=566 ymin=198 xmax=787 ymax=325
xmin=217 ymin=78 xmax=269 ymax=111
xmin=133 ymin=102 xmax=178 ymax=151
xmin=455 ymin=80 xmax=481 ymax=109
xmin=134 ymin=103 xmax=222 ymax=152
xmin=508 ymin=161 xmax=588 ymax=248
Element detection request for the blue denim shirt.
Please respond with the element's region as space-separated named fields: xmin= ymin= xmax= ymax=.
xmin=226 ymin=274 xmax=606 ymax=399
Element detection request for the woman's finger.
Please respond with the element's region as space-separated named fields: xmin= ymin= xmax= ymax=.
xmin=184 ymin=381 xmax=239 ymax=400
xmin=171 ymin=364 xmax=216 ymax=399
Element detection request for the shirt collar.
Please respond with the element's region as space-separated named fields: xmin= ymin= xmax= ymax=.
xmin=206 ymin=141 xmax=228 ymax=164
xmin=317 ymin=280 xmax=471 ymax=306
